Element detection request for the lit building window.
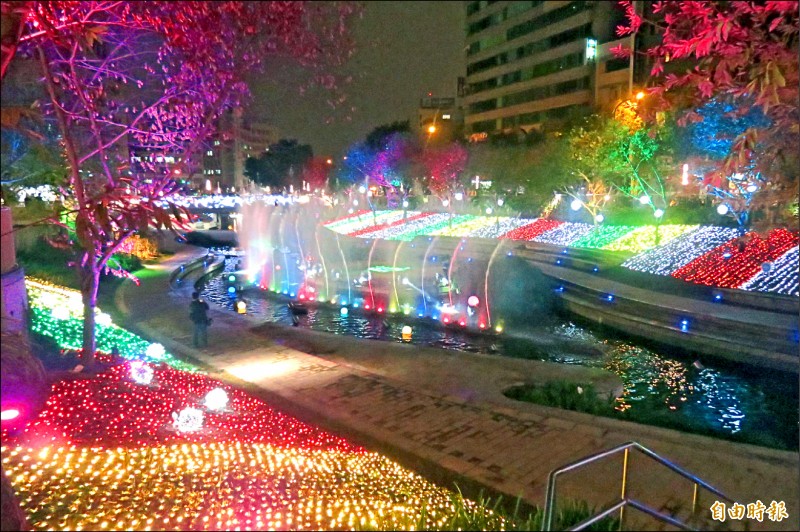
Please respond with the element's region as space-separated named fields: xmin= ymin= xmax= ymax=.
xmin=215 ymin=169 xmax=221 ymax=174
xmin=214 ymin=140 xmax=220 ymax=146
xmin=207 ymin=150 xmax=213 ymax=156
xmin=442 ymin=114 xmax=451 ymax=120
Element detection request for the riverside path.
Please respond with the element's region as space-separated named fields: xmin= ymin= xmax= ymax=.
xmin=115 ymin=246 xmax=798 ymax=531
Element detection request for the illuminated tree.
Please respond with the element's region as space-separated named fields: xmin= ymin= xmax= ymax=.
xmin=6 ymin=1 xmax=356 ymax=364
xmin=615 ymin=0 xmax=799 ymax=225
xmin=300 ymin=157 xmax=332 ymax=193
xmin=568 ymin=115 xmax=675 ymax=226
xmin=420 ymin=142 xmax=467 ymax=226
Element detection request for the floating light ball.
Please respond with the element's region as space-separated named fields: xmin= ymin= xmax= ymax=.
xmin=145 ymin=343 xmax=166 ymax=360
xmin=236 ymin=300 xmax=247 ymax=314
xmin=95 ymin=312 xmax=112 ymax=327
xmin=717 ymin=204 xmax=729 ymax=215
xmin=639 ymin=195 xmax=651 ymax=205
xmin=340 ymin=307 xmax=349 ymax=316
xmin=228 ymin=274 xmax=236 ymax=282
xmin=1 ymin=408 xmax=20 ymax=421
xmin=594 ymin=214 xmax=604 ymax=223
xmin=401 ymin=325 xmax=412 ymax=340
xmin=402 ymin=200 xmax=409 ymax=208
xmin=228 ymin=286 xmax=236 ymax=294
xmin=485 ymin=207 xmax=493 ymax=215
xmin=654 ymin=209 xmax=664 ymax=218
xmin=497 ymin=198 xmax=504 ymax=207
xmin=442 ymin=199 xmax=450 ymax=207
xmin=358 ymin=185 xmax=367 ymax=194
xmin=129 ymin=360 xmax=154 ymax=385
xmin=172 ymin=406 xmax=204 ymax=432
xmin=51 ymin=306 xmax=70 ymax=320
xmin=570 ymin=199 xmax=582 ymax=211
xmin=467 ymin=295 xmax=480 ymax=307
xmin=454 ymin=192 xmax=464 ymax=201
xmin=203 ymin=387 xmax=229 ymax=412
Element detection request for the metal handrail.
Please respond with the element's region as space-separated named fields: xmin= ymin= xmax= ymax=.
xmin=542 ymin=441 xmax=735 ymax=531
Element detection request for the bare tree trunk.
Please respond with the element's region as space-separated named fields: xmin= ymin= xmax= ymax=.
xmin=80 ymin=262 xmax=100 ymax=369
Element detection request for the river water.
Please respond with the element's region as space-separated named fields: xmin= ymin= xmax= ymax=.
xmin=202 ymin=256 xmax=798 ymax=451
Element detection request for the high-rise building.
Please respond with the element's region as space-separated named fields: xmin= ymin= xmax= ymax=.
xmin=416 ymin=96 xmax=464 ymax=145
xmin=199 ymin=108 xmax=279 ymax=191
xmin=462 ymin=1 xmax=638 ymax=140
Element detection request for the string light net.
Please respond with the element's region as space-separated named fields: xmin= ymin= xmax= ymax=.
xmin=2 ymin=363 xmax=504 ymax=531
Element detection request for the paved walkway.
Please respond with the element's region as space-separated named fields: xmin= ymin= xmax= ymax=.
xmin=115 ymin=247 xmax=798 ymax=531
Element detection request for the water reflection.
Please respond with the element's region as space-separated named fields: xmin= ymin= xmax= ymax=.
xmin=202 ymin=257 xmax=798 ymax=449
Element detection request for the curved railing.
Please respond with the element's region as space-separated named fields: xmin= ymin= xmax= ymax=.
xmin=543 ymin=441 xmax=735 ymax=531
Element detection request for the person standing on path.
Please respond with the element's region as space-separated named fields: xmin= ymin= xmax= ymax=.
xmin=189 ymin=291 xmax=210 ymax=348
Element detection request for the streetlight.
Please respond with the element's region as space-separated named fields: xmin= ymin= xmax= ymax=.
xmin=427 ymin=124 xmax=436 ymax=134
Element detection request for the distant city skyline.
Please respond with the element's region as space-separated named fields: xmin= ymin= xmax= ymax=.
xmin=247 ymin=1 xmax=465 ymax=159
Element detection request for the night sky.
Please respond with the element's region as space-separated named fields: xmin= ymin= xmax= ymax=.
xmin=248 ymin=2 xmax=465 ymax=159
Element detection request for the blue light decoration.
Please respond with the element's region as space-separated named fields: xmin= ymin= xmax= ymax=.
xmin=227 ymin=286 xmax=236 ymax=294
xmin=592 ymin=266 xmax=599 ymax=273
xmin=506 ymin=251 xmax=513 ymax=257
xmin=228 ymin=274 xmax=236 ymax=282
xmin=556 ymin=259 xmax=562 ymax=265
xmin=554 ymin=285 xmax=565 ymax=293
xmin=680 ymin=319 xmax=690 ymax=333
xmin=713 ymin=294 xmax=723 ymax=302
xmin=605 ymin=294 xmax=615 ymax=302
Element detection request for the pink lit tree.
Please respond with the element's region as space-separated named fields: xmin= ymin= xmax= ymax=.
xmin=5 ymin=1 xmax=357 ymax=364
xmin=420 ymin=142 xmax=468 ymax=225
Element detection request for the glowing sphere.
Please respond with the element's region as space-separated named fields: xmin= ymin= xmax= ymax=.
xmin=129 ymin=360 xmax=154 ymax=385
xmin=570 ymin=199 xmax=582 ymax=211
xmin=497 ymin=198 xmax=504 ymax=207
xmin=228 ymin=274 xmax=236 ymax=282
xmin=467 ymin=295 xmax=480 ymax=307
xmin=485 ymin=207 xmax=493 ymax=215
xmin=52 ymin=306 xmax=70 ymax=320
xmin=746 ymin=184 xmax=758 ymax=193
xmin=236 ymin=301 xmax=247 ymax=314
xmin=358 ymin=185 xmax=367 ymax=194
xmin=401 ymin=325 xmax=412 ymax=337
xmin=203 ymin=387 xmax=229 ymax=411
xmin=402 ymin=200 xmax=409 ymax=208
xmin=172 ymin=407 xmax=204 ymax=432
xmin=594 ymin=214 xmax=604 ymax=223
xmin=0 ymin=408 xmax=20 ymax=421
xmin=340 ymin=307 xmax=349 ymax=316
xmin=454 ymin=192 xmax=464 ymax=201
xmin=95 ymin=312 xmax=112 ymax=327
xmin=442 ymin=199 xmax=450 ymax=207
xmin=145 ymin=343 xmax=166 ymax=360
xmin=654 ymin=209 xmax=664 ymax=218
xmin=639 ymin=195 xmax=651 ymax=205
xmin=717 ymin=204 xmax=729 ymax=215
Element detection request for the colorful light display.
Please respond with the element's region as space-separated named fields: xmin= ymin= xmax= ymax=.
xmin=621 ymin=226 xmax=740 ymax=276
xmin=349 ymin=211 xmax=430 ymax=237
xmin=470 ymin=217 xmax=531 ymax=239
xmin=602 ymin=225 xmax=698 ymax=253
xmin=500 ymin=219 xmax=563 ymax=241
xmin=2 ymin=362 xmax=504 ymax=531
xmin=571 ymin=225 xmax=638 ymax=249
xmin=671 ymin=229 xmax=799 ymax=289
xmin=322 ymin=211 xmax=798 ymax=295
xmin=532 ymin=222 xmax=595 ymax=246
xmin=741 ymin=246 xmax=798 ymax=296
xmin=26 ymin=278 xmax=197 ymax=372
